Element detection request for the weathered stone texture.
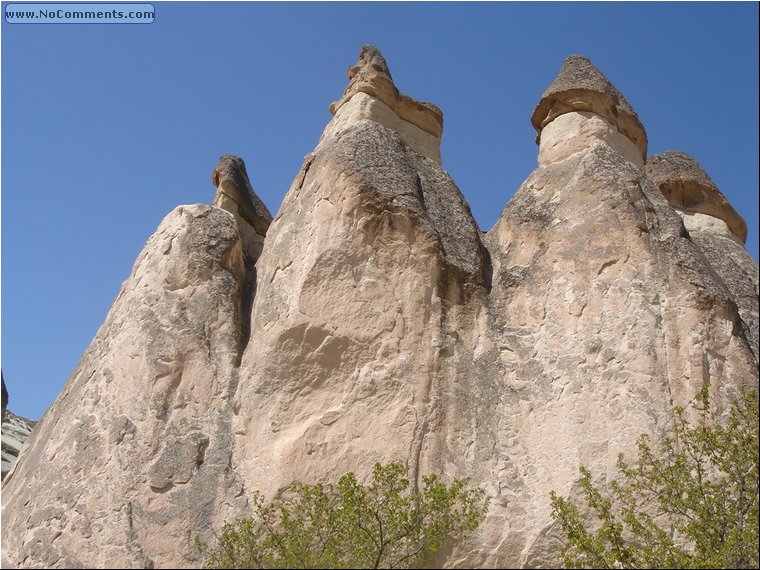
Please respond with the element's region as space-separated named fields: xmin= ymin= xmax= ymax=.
xmin=481 ymin=121 xmax=756 ymax=565
xmin=1 ymin=410 xmax=36 ymax=481
xmin=1 ymin=205 xmax=253 ymax=568
xmin=647 ymin=151 xmax=758 ymax=363
xmin=329 ymin=44 xmax=444 ymax=163
xmin=2 ymin=49 xmax=757 ymax=570
xmin=646 ymin=151 xmax=747 ymax=242
xmin=231 ymin=114 xmax=490 ymax=501
xmin=532 ymin=54 xmax=647 ymax=160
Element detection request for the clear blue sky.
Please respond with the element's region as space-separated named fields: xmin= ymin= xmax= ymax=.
xmin=2 ymin=2 xmax=758 ymax=420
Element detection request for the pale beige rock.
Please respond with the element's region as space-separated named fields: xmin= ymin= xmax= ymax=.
xmin=1 ymin=205 xmax=252 ymax=568
xmin=532 ymin=54 xmax=647 ymax=161
xmin=230 ymin=111 xmax=489 ymax=506
xmin=646 ymin=150 xmax=747 ymax=243
xmin=330 ymin=45 xmax=443 ymax=139
xmin=482 ymin=133 xmax=756 ymax=569
xmin=647 ymin=151 xmax=758 ymax=363
xmin=538 ymin=111 xmax=644 ymax=169
xmin=2 ymin=49 xmax=757 ymax=570
xmin=322 ymin=91 xmax=442 ymax=164
xmin=680 ymin=211 xmax=738 ymax=241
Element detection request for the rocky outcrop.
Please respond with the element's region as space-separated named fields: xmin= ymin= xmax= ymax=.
xmin=647 ymin=151 xmax=758 ymax=362
xmin=211 ymin=154 xmax=273 ymax=352
xmin=1 ymin=410 xmax=36 ymax=481
xmin=231 ymin=44 xmax=489 ymax=504
xmin=646 ymin=151 xmax=747 ymax=242
xmin=1 ymin=199 xmax=265 ymax=568
xmin=2 ymin=48 xmax=757 ymax=569
xmin=475 ymin=56 xmax=756 ymax=568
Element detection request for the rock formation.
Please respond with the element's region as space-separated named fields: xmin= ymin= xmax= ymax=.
xmin=1 ymin=48 xmax=757 ymax=569
xmin=646 ymin=151 xmax=758 ymax=363
xmin=1 ymin=197 xmax=268 ymax=567
xmin=1 ymin=411 xmax=36 ymax=481
xmin=1 ymin=372 xmax=8 ymax=421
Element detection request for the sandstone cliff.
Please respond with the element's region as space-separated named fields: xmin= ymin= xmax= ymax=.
xmin=1 ymin=48 xmax=757 ymax=569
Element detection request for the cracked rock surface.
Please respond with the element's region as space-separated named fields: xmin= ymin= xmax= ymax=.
xmin=2 ymin=49 xmax=757 ymax=569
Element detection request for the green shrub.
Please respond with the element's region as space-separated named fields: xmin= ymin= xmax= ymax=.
xmin=550 ymin=383 xmax=759 ymax=569
xmin=197 ymin=461 xmax=489 ymax=569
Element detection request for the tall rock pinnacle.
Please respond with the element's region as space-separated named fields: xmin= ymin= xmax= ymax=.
xmin=483 ymin=54 xmax=756 ymax=567
xmin=230 ymin=45 xmax=490 ymax=518
xmin=531 ymin=54 xmax=648 ymax=161
xmin=647 ymin=151 xmax=758 ymax=361
xmin=326 ymin=45 xmax=444 ymax=163
xmin=1 ymin=49 xmax=756 ymax=570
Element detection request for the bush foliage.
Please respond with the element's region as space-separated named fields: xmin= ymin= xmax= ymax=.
xmin=550 ymin=383 xmax=759 ymax=569
xmin=196 ymin=461 xmax=489 ymax=569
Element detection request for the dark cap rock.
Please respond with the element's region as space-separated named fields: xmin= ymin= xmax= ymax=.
xmin=329 ymin=45 xmax=443 ymax=138
xmin=646 ymin=151 xmax=747 ymax=242
xmin=531 ymin=55 xmax=647 ymax=159
xmin=212 ymin=154 xmax=273 ymax=235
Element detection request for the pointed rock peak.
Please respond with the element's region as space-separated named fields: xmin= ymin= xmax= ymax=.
xmin=328 ymin=45 xmax=443 ymax=142
xmin=646 ymin=151 xmax=747 ymax=243
xmin=531 ymin=54 xmax=647 ymax=159
xmin=212 ymin=154 xmax=272 ymax=235
xmin=348 ymin=44 xmax=393 ymax=83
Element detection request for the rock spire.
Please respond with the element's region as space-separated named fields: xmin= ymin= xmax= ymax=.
xmin=531 ymin=54 xmax=647 ymax=160
xmin=212 ymin=154 xmax=272 ymax=236
xmin=646 ymin=151 xmax=747 ymax=243
xmin=325 ymin=45 xmax=444 ymax=163
xmin=647 ymin=151 xmax=758 ymax=362
xmin=1 ymin=48 xmax=756 ymax=570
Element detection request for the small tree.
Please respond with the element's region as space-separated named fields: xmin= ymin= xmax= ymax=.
xmin=550 ymin=383 xmax=759 ymax=569
xmin=196 ymin=461 xmax=489 ymax=569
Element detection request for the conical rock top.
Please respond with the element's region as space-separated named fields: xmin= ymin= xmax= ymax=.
xmin=329 ymin=45 xmax=443 ymax=141
xmin=531 ymin=55 xmax=647 ymax=159
xmin=646 ymin=151 xmax=747 ymax=243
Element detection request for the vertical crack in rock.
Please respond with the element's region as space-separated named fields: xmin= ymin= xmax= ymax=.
xmin=211 ymin=154 xmax=273 ymax=361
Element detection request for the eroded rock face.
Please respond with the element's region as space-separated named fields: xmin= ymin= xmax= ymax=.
xmin=231 ymin=67 xmax=489 ymax=502
xmin=2 ymin=48 xmax=757 ymax=570
xmin=476 ymin=58 xmax=756 ymax=567
xmin=1 ymin=205 xmax=254 ymax=568
xmin=646 ymin=151 xmax=747 ymax=242
xmin=647 ymin=151 xmax=758 ymax=363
